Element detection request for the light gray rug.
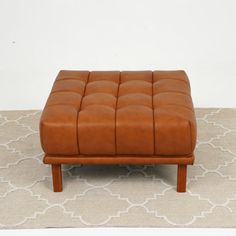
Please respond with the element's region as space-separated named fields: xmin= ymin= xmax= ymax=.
xmin=0 ymin=108 xmax=236 ymax=229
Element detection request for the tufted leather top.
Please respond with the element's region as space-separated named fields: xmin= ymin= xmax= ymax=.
xmin=40 ymin=70 xmax=196 ymax=157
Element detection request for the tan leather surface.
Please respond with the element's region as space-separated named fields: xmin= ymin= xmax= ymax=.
xmin=40 ymin=70 xmax=197 ymax=156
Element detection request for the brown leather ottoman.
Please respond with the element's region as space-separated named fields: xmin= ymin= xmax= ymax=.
xmin=40 ymin=70 xmax=197 ymax=192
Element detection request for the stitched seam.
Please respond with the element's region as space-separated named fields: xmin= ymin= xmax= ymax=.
xmin=153 ymin=91 xmax=191 ymax=97
xmin=156 ymin=104 xmax=194 ymax=112
xmin=152 ymin=71 xmax=155 ymax=155
xmin=76 ymin=72 xmax=90 ymax=154
xmin=115 ymin=72 xmax=121 ymax=155
xmin=155 ymin=77 xmax=190 ymax=87
xmin=84 ymin=93 xmax=117 ymax=99
xmin=45 ymin=104 xmax=81 ymax=108
xmin=56 ymin=78 xmax=86 ymax=81
xmin=50 ymin=91 xmax=82 ymax=95
xmin=153 ymin=90 xmax=190 ymax=96
xmin=51 ymin=90 xmax=84 ymax=94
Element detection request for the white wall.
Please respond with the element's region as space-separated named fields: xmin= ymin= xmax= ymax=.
xmin=0 ymin=0 xmax=236 ymax=110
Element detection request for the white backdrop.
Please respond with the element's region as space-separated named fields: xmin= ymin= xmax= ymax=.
xmin=0 ymin=0 xmax=236 ymax=110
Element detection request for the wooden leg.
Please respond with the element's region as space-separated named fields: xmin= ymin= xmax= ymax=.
xmin=51 ymin=164 xmax=62 ymax=192
xmin=177 ymin=164 xmax=187 ymax=192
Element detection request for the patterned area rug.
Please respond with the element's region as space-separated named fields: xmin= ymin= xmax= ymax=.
xmin=0 ymin=108 xmax=236 ymax=229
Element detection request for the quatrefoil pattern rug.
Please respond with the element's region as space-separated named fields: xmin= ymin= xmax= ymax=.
xmin=0 ymin=108 xmax=236 ymax=229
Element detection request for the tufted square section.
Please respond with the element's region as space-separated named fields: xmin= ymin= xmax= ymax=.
xmin=56 ymin=70 xmax=89 ymax=82
xmin=51 ymin=80 xmax=85 ymax=95
xmin=116 ymin=105 xmax=154 ymax=155
xmin=121 ymin=71 xmax=152 ymax=83
xmin=89 ymin=71 xmax=120 ymax=83
xmin=85 ymin=81 xmax=118 ymax=96
xmin=81 ymin=93 xmax=116 ymax=110
xmin=40 ymin=70 xmax=196 ymax=156
xmin=78 ymin=106 xmax=116 ymax=155
xmin=119 ymin=80 xmax=152 ymax=96
xmin=153 ymin=70 xmax=190 ymax=85
xmin=45 ymin=92 xmax=82 ymax=109
xmin=40 ymin=105 xmax=79 ymax=155
xmin=117 ymin=94 xmax=152 ymax=109
xmin=153 ymin=79 xmax=190 ymax=95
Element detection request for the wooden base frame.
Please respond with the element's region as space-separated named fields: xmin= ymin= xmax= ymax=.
xmin=43 ymin=154 xmax=194 ymax=193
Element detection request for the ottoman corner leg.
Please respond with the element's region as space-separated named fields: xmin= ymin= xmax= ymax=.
xmin=177 ymin=164 xmax=187 ymax=193
xmin=51 ymin=164 xmax=63 ymax=192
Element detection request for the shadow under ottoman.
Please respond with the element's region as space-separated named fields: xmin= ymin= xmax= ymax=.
xmin=40 ymin=70 xmax=197 ymax=192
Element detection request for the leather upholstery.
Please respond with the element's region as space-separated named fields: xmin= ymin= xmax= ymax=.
xmin=40 ymin=70 xmax=196 ymax=156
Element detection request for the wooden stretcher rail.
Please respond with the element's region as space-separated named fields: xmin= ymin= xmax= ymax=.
xmin=44 ymin=155 xmax=194 ymax=165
